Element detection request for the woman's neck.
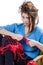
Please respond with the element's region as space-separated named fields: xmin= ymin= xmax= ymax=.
xmin=24 ymin=26 xmax=29 ymax=36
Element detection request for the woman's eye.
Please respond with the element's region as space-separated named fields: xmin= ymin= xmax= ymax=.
xmin=22 ymin=16 xmax=25 ymax=19
xmin=26 ymin=17 xmax=29 ymax=19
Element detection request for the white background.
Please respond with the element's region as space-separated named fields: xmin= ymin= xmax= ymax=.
xmin=0 ymin=0 xmax=43 ymax=29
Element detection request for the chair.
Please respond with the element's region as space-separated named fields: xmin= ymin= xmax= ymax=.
xmin=34 ymin=51 xmax=43 ymax=65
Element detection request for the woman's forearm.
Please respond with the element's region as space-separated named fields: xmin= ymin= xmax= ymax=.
xmin=35 ymin=41 xmax=43 ymax=52
xmin=27 ymin=38 xmax=43 ymax=52
xmin=0 ymin=29 xmax=23 ymax=40
xmin=0 ymin=29 xmax=16 ymax=37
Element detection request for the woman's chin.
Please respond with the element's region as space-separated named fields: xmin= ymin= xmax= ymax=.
xmin=24 ymin=24 xmax=29 ymax=26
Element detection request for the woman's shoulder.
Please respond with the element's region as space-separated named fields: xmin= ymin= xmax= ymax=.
xmin=34 ymin=26 xmax=43 ymax=38
xmin=13 ymin=23 xmax=23 ymax=26
xmin=34 ymin=26 xmax=43 ymax=34
xmin=14 ymin=23 xmax=24 ymax=29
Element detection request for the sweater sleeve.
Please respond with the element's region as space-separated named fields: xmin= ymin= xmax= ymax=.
xmin=0 ymin=23 xmax=17 ymax=32
xmin=39 ymin=33 xmax=43 ymax=44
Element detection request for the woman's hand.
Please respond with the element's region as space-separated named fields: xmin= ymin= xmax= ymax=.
xmin=12 ymin=34 xmax=23 ymax=41
xmin=22 ymin=37 xmax=36 ymax=47
xmin=27 ymin=39 xmax=36 ymax=47
xmin=23 ymin=37 xmax=43 ymax=51
xmin=28 ymin=39 xmax=43 ymax=51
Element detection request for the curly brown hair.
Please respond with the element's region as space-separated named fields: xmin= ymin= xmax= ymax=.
xmin=19 ymin=1 xmax=39 ymax=32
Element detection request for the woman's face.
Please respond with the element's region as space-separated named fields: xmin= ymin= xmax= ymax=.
xmin=21 ymin=12 xmax=31 ymax=26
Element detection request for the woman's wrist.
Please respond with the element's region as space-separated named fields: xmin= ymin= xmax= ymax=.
xmin=22 ymin=36 xmax=30 ymax=44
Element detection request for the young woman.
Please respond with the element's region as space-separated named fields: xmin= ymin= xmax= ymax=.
xmin=0 ymin=1 xmax=43 ymax=65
